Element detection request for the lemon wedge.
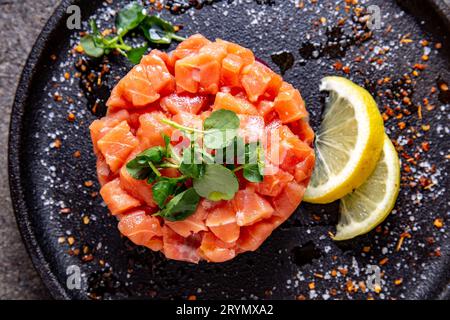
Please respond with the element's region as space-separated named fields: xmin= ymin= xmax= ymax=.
xmin=304 ymin=76 xmax=385 ymax=204
xmin=334 ymin=135 xmax=401 ymax=240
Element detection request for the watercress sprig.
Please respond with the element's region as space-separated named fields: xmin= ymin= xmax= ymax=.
xmin=80 ymin=2 xmax=185 ymax=64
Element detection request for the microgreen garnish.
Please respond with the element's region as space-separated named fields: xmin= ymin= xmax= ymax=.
xmin=193 ymin=164 xmax=239 ymax=201
xmin=156 ymin=188 xmax=200 ymax=222
xmin=80 ymin=2 xmax=185 ymax=64
xmin=125 ymin=110 xmax=266 ymax=221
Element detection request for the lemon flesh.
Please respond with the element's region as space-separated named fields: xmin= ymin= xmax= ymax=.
xmin=304 ymin=76 xmax=385 ymax=204
xmin=334 ymin=135 xmax=401 ymax=241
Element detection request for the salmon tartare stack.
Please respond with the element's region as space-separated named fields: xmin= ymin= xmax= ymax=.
xmin=90 ymin=34 xmax=315 ymax=263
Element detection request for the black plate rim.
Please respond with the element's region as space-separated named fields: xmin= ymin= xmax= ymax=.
xmin=7 ymin=0 xmax=450 ymax=300
xmin=8 ymin=0 xmax=74 ymax=300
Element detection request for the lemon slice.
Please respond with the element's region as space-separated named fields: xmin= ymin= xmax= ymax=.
xmin=304 ymin=76 xmax=385 ymax=204
xmin=334 ymin=135 xmax=400 ymax=240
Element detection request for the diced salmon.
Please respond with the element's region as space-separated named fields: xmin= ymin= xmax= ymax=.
xmin=212 ymin=92 xmax=258 ymax=115
xmin=237 ymin=220 xmax=275 ymax=252
xmin=241 ymin=61 xmax=282 ymax=102
xmin=118 ymin=210 xmax=163 ymax=251
xmin=274 ymin=82 xmax=308 ymax=124
xmin=160 ymin=93 xmax=209 ymax=115
xmin=97 ymin=121 xmax=139 ymax=173
xmin=257 ymin=100 xmax=274 ymax=118
xmin=172 ymin=111 xmax=203 ymax=130
xmin=162 ymin=226 xmax=202 ymax=264
xmin=171 ymin=34 xmax=211 ymax=61
xmin=266 ymin=124 xmax=313 ymax=174
xmin=289 ymin=118 xmax=315 ymax=146
xmin=233 ymin=187 xmax=274 ymax=226
xmin=216 ymin=39 xmax=255 ymax=66
xmin=253 ymin=167 xmax=293 ymax=197
xmin=100 ymin=178 xmax=141 ymax=215
xmin=136 ymin=112 xmax=174 ymax=149
xmin=165 ymin=208 xmax=208 ymax=238
xmin=148 ymin=49 xmax=174 ymax=74
xmin=272 ymin=181 xmax=305 ymax=221
xmin=141 ymin=52 xmax=176 ymax=97
xmin=205 ymin=202 xmax=240 ymax=243
xmin=221 ymin=54 xmax=244 ymax=87
xmin=294 ymin=153 xmax=316 ymax=184
xmin=199 ymin=232 xmax=236 ymax=263
xmin=97 ymin=155 xmax=113 ymax=186
xmin=238 ymin=114 xmax=265 ymax=143
xmin=119 ymin=165 xmax=157 ymax=207
xmin=175 ymin=53 xmax=221 ymax=94
xmin=90 ymin=109 xmax=130 ymax=154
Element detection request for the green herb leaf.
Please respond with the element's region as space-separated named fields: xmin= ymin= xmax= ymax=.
xmin=179 ymin=147 xmax=205 ymax=179
xmin=242 ymin=142 xmax=265 ymax=182
xmin=126 ymin=158 xmax=152 ymax=180
xmin=152 ymin=179 xmax=177 ymax=208
xmin=163 ymin=134 xmax=171 ymax=157
xmin=116 ymin=2 xmax=146 ymax=36
xmin=193 ymin=164 xmax=239 ymax=201
xmin=80 ymin=34 xmax=105 ymax=58
xmin=127 ymin=43 xmax=149 ymax=64
xmin=136 ymin=146 xmax=165 ymax=163
xmin=140 ymin=16 xmax=185 ymax=44
xmin=243 ymin=164 xmax=263 ymax=182
xmin=203 ymin=109 xmax=240 ymax=149
xmin=158 ymin=188 xmax=200 ymax=222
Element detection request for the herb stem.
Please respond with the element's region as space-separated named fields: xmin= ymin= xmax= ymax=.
xmin=160 ymin=118 xmax=204 ymax=134
xmin=233 ymin=165 xmax=245 ymax=173
xmin=171 ymin=34 xmax=186 ymax=42
xmin=158 ymin=163 xmax=180 ymax=169
xmin=148 ymin=161 xmax=162 ymax=177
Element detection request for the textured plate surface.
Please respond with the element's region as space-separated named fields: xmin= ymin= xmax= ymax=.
xmin=9 ymin=0 xmax=450 ymax=300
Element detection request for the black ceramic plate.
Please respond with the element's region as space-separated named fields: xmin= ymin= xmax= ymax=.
xmin=9 ymin=0 xmax=450 ymax=300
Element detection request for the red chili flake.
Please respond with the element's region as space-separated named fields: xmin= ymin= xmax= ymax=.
xmin=67 ymin=113 xmax=76 ymax=122
xmin=342 ymin=66 xmax=351 ymax=74
xmin=394 ymin=278 xmax=403 ymax=286
xmin=435 ymin=43 xmax=442 ymax=49
xmin=84 ymin=180 xmax=94 ymax=187
xmin=333 ymin=61 xmax=343 ymax=71
xmin=414 ymin=63 xmax=427 ymax=70
xmin=187 ymin=295 xmax=197 ymax=301
xmin=433 ymin=218 xmax=444 ymax=229
xmin=421 ymin=142 xmax=430 ymax=152
xmin=53 ymin=138 xmax=62 ymax=149
xmin=60 ymin=207 xmax=71 ymax=214
xmin=379 ymin=258 xmax=389 ymax=266
xmin=73 ymin=150 xmax=81 ymax=158
xmin=398 ymin=122 xmax=406 ymax=130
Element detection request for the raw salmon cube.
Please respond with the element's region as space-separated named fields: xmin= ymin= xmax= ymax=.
xmin=205 ymin=202 xmax=240 ymax=243
xmin=238 ymin=114 xmax=265 ymax=143
xmin=274 ymin=82 xmax=308 ymax=124
xmin=89 ymin=109 xmax=130 ymax=154
xmin=212 ymin=92 xmax=258 ymax=115
xmin=221 ymin=54 xmax=244 ymax=87
xmin=272 ymin=181 xmax=305 ymax=221
xmin=199 ymin=232 xmax=236 ymax=263
xmin=294 ymin=153 xmax=316 ymax=184
xmin=241 ymin=61 xmax=282 ymax=102
xmin=162 ymin=226 xmax=202 ymax=264
xmin=97 ymin=121 xmax=139 ymax=173
xmin=237 ymin=220 xmax=275 ymax=252
xmin=175 ymin=53 xmax=221 ymax=94
xmin=118 ymin=210 xmax=163 ymax=251
xmin=119 ymin=165 xmax=157 ymax=207
xmin=100 ymin=178 xmax=141 ymax=215
xmin=171 ymin=34 xmax=211 ymax=61
xmin=136 ymin=112 xmax=174 ymax=149
xmin=253 ymin=167 xmax=294 ymax=197
xmin=160 ymin=93 xmax=209 ymax=115
xmin=216 ymin=39 xmax=255 ymax=66
xmin=165 ymin=208 xmax=208 ymax=238
xmin=233 ymin=188 xmax=274 ymax=226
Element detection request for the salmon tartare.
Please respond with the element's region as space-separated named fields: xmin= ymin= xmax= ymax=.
xmin=90 ymin=34 xmax=315 ymax=263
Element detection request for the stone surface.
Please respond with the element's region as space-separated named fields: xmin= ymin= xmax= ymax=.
xmin=0 ymin=0 xmax=60 ymax=299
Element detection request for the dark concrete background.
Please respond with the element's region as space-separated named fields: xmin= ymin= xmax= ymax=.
xmin=0 ymin=0 xmax=60 ymax=299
